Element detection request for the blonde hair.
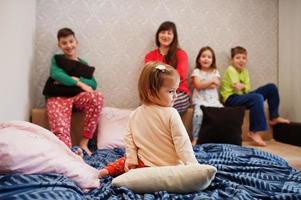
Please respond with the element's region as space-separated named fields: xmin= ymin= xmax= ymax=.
xmin=138 ymin=61 xmax=179 ymax=104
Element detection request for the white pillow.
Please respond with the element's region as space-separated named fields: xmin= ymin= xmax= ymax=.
xmin=0 ymin=121 xmax=99 ymax=190
xmin=97 ymin=107 xmax=132 ymax=149
xmin=111 ymin=164 xmax=217 ymax=193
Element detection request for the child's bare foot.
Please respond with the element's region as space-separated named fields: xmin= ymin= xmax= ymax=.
xmin=98 ymin=169 xmax=109 ymax=178
xmin=191 ymin=139 xmax=197 ymax=146
xmin=248 ymin=132 xmax=266 ymax=146
xmin=269 ymin=117 xmax=290 ymax=126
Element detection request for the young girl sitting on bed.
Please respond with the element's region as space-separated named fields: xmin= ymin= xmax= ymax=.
xmin=98 ymin=61 xmax=198 ymax=177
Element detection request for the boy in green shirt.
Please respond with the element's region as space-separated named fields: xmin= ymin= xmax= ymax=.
xmin=220 ymin=46 xmax=289 ymax=146
xmin=44 ymin=28 xmax=103 ymax=155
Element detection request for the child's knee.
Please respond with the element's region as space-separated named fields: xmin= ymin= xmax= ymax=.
xmin=266 ymin=83 xmax=278 ymax=93
xmin=252 ymin=94 xmax=264 ymax=105
xmin=93 ymin=91 xmax=104 ymax=106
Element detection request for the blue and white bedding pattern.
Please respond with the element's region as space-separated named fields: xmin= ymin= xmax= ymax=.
xmin=0 ymin=144 xmax=300 ymax=200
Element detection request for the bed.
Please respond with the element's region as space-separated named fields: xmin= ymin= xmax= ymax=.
xmin=1 ymin=143 xmax=300 ymax=200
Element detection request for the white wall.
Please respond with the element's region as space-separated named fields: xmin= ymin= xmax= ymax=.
xmin=279 ymin=0 xmax=301 ymax=121
xmin=0 ymin=0 xmax=36 ymax=121
xmin=33 ymin=0 xmax=278 ymax=109
xmin=0 ymin=0 xmax=284 ymax=120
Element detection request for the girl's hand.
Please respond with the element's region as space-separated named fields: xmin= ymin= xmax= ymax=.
xmin=208 ymin=83 xmax=217 ymax=89
xmin=212 ymin=77 xmax=220 ymax=85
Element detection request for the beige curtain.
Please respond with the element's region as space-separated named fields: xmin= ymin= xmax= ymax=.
xmin=279 ymin=0 xmax=301 ymax=121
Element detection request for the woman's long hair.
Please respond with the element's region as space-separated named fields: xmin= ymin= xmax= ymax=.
xmin=155 ymin=21 xmax=179 ymax=68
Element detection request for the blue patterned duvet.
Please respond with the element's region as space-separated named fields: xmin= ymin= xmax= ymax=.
xmin=1 ymin=144 xmax=300 ymax=200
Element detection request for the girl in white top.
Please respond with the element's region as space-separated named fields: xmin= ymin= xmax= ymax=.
xmin=191 ymin=47 xmax=223 ymax=145
xmin=99 ymin=61 xmax=198 ymax=177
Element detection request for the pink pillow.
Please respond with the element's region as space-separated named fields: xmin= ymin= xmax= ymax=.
xmin=0 ymin=121 xmax=99 ymax=190
xmin=97 ymin=107 xmax=132 ymax=149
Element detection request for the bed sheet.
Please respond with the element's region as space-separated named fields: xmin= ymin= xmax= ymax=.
xmin=0 ymin=144 xmax=300 ymax=200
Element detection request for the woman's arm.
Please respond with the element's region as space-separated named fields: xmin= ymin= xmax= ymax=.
xmin=176 ymin=50 xmax=188 ymax=83
xmin=144 ymin=52 xmax=153 ymax=64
